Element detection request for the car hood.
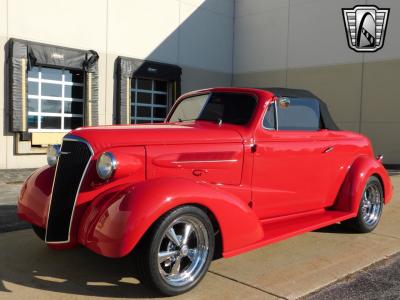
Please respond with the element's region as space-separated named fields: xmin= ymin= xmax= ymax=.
xmin=67 ymin=121 xmax=243 ymax=153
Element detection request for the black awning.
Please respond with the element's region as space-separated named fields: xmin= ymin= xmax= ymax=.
xmin=117 ymin=56 xmax=181 ymax=81
xmin=116 ymin=56 xmax=182 ymax=124
xmin=7 ymin=38 xmax=99 ymax=134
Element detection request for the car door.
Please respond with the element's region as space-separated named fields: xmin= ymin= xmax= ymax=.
xmin=252 ymin=98 xmax=335 ymax=219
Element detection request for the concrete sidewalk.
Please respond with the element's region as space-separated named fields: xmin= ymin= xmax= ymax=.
xmin=0 ymin=173 xmax=399 ymax=299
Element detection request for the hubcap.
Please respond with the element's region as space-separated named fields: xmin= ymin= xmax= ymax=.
xmin=361 ymin=182 xmax=383 ymax=226
xmin=158 ymin=216 xmax=209 ymax=287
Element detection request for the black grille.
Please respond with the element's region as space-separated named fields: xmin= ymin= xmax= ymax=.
xmin=46 ymin=138 xmax=92 ymax=243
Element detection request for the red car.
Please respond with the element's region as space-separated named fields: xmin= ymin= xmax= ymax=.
xmin=18 ymin=87 xmax=392 ymax=295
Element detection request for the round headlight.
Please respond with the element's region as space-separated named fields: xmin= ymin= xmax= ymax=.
xmin=96 ymin=152 xmax=117 ymax=180
xmin=47 ymin=144 xmax=61 ymax=167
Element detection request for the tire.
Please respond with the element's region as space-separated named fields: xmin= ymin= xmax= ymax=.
xmin=32 ymin=224 xmax=46 ymax=240
xmin=343 ymin=176 xmax=384 ymax=233
xmin=135 ymin=205 xmax=215 ymax=296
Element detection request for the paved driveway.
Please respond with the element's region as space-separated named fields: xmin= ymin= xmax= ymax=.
xmin=0 ymin=173 xmax=399 ymax=299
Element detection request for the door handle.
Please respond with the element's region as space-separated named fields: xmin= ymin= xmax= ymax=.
xmin=192 ymin=169 xmax=208 ymax=177
xmin=323 ymin=146 xmax=334 ymax=153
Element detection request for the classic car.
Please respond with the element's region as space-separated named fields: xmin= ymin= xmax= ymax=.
xmin=18 ymin=87 xmax=393 ymax=295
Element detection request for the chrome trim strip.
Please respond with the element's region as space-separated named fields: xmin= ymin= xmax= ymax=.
xmin=45 ymin=134 xmax=94 ymax=244
xmin=172 ymin=159 xmax=238 ymax=164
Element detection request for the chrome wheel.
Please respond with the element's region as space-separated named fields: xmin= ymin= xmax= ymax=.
xmin=361 ymin=181 xmax=383 ymax=227
xmin=157 ymin=215 xmax=209 ymax=287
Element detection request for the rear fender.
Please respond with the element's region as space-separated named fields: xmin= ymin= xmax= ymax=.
xmin=333 ymin=155 xmax=393 ymax=213
xmin=78 ymin=178 xmax=263 ymax=258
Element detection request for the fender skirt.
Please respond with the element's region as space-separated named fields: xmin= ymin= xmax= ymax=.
xmin=333 ymin=155 xmax=393 ymax=213
xmin=78 ymin=178 xmax=263 ymax=258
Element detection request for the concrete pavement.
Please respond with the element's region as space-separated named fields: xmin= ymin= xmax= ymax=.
xmin=0 ymin=173 xmax=399 ymax=299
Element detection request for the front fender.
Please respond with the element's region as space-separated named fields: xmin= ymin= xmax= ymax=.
xmin=17 ymin=166 xmax=53 ymax=228
xmin=78 ymin=178 xmax=263 ymax=258
xmin=333 ymin=155 xmax=393 ymax=213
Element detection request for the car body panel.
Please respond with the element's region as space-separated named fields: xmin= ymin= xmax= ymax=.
xmin=78 ymin=178 xmax=264 ymax=258
xmin=17 ymin=166 xmax=53 ymax=228
xmin=70 ymin=122 xmax=244 ymax=153
xmin=333 ymin=155 xmax=393 ymax=213
xmin=147 ymin=143 xmax=244 ymax=185
xmin=252 ymin=124 xmax=373 ymax=218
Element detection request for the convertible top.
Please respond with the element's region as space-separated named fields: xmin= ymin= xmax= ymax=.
xmin=260 ymin=87 xmax=340 ymax=131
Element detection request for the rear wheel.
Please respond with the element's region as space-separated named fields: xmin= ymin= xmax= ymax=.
xmin=135 ymin=206 xmax=214 ymax=296
xmin=344 ymin=176 xmax=383 ymax=233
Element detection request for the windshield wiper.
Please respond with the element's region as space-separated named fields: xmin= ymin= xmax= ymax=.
xmin=177 ymin=118 xmax=197 ymax=122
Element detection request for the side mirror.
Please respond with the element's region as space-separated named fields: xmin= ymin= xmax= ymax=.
xmin=278 ymin=97 xmax=290 ymax=109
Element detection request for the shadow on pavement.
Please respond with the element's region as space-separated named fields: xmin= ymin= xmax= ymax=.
xmin=313 ymin=223 xmax=359 ymax=234
xmin=0 ymin=230 xmax=158 ymax=298
xmin=0 ymin=205 xmax=30 ymax=233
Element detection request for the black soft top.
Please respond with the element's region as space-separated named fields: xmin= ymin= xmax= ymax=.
xmin=260 ymin=87 xmax=340 ymax=131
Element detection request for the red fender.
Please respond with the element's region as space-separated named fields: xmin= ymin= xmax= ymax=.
xmin=333 ymin=155 xmax=393 ymax=213
xmin=17 ymin=166 xmax=53 ymax=228
xmin=78 ymin=178 xmax=264 ymax=258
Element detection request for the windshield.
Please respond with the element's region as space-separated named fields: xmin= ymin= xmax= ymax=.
xmin=168 ymin=92 xmax=257 ymax=125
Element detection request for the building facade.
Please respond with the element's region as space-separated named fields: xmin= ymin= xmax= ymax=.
xmin=0 ymin=0 xmax=399 ymax=169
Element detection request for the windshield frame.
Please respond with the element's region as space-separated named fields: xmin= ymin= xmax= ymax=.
xmin=166 ymin=92 xmax=258 ymax=125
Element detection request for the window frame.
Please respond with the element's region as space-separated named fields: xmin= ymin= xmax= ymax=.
xmin=27 ymin=66 xmax=85 ymax=132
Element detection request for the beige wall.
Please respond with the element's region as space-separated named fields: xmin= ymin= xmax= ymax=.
xmin=233 ymin=0 xmax=400 ymax=164
xmin=0 ymin=0 xmax=233 ymax=169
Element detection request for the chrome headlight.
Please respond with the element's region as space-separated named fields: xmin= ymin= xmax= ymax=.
xmin=47 ymin=144 xmax=61 ymax=167
xmin=96 ymin=152 xmax=117 ymax=180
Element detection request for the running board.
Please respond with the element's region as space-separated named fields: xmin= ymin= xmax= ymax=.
xmin=224 ymin=209 xmax=356 ymax=258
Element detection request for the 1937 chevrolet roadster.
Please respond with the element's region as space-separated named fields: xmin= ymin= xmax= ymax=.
xmin=18 ymin=87 xmax=393 ymax=295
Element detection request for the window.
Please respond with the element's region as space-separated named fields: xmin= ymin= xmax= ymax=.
xmin=263 ymin=102 xmax=276 ymax=129
xmin=27 ymin=66 xmax=84 ymax=131
xmin=263 ymin=97 xmax=321 ymax=131
xmin=168 ymin=93 xmax=257 ymax=125
xmin=277 ymin=98 xmax=320 ymax=130
xmin=130 ymin=78 xmax=168 ymax=124
xmin=169 ymin=94 xmax=209 ymax=122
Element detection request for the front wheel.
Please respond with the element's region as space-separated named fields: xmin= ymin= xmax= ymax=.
xmin=135 ymin=206 xmax=215 ymax=296
xmin=343 ymin=176 xmax=384 ymax=233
